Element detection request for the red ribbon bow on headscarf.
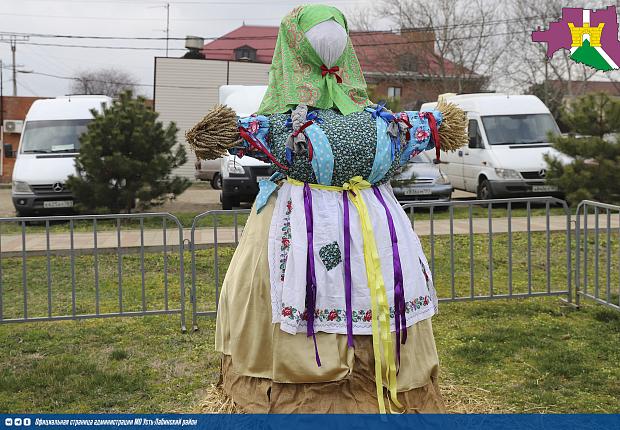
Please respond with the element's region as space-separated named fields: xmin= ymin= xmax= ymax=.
xmin=320 ymin=64 xmax=343 ymax=83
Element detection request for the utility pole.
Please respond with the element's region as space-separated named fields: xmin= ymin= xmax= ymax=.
xmin=165 ymin=3 xmax=170 ymax=57
xmin=11 ymin=38 xmax=16 ymax=96
xmin=544 ymin=55 xmax=549 ymax=106
xmin=0 ymin=34 xmax=29 ymax=96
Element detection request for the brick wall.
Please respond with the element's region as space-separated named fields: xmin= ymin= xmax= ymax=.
xmin=1 ymin=96 xmax=49 ymax=182
xmin=369 ymin=78 xmax=487 ymax=111
xmin=370 ymin=80 xmax=442 ymax=110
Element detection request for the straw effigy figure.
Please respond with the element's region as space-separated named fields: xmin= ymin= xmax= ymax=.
xmin=187 ymin=3 xmax=468 ymax=414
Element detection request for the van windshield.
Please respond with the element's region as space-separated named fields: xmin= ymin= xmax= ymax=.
xmin=481 ymin=114 xmax=560 ymax=145
xmin=20 ymin=119 xmax=90 ymax=154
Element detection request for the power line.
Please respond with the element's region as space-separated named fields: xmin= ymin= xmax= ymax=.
xmin=11 ymin=28 xmax=528 ymax=52
xmin=19 ymin=0 xmax=359 ymax=4
xmin=18 ymin=0 xmax=359 ymax=4
xmin=0 ymin=15 xmax=543 ymax=41
xmin=19 ymin=41 xmax=184 ymax=51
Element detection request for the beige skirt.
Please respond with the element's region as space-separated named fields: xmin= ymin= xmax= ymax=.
xmin=215 ymin=194 xmax=445 ymax=413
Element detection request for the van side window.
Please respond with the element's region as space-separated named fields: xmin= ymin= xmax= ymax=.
xmin=468 ymin=120 xmax=483 ymax=149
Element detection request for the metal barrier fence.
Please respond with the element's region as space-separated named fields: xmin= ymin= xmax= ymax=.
xmin=0 ymin=213 xmax=187 ymax=331
xmin=188 ymin=196 xmax=574 ymax=329
xmin=401 ymin=197 xmax=572 ymax=304
xmin=189 ymin=209 xmax=250 ymax=331
xmin=3 ymin=196 xmax=619 ymax=332
xmin=575 ymin=200 xmax=620 ymax=311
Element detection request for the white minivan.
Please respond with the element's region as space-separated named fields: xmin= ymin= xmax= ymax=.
xmin=421 ymin=93 xmax=569 ymax=199
xmin=11 ymin=95 xmax=112 ymax=216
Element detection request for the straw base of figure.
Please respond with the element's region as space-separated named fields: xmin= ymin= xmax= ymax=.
xmin=219 ymin=341 xmax=444 ymax=413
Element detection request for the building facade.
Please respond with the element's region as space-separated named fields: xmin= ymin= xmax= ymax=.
xmin=1 ymin=96 xmax=48 ymax=183
xmin=153 ymin=57 xmax=270 ymax=179
xmin=202 ymin=25 xmax=485 ymax=110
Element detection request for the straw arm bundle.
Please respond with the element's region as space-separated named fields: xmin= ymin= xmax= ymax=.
xmin=436 ymin=100 xmax=468 ymax=152
xmin=185 ymin=104 xmax=241 ymax=160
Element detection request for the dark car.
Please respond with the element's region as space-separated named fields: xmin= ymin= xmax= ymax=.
xmin=220 ymin=155 xmax=273 ymax=210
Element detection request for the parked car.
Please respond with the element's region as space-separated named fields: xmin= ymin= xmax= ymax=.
xmin=11 ymin=95 xmax=112 ymax=216
xmin=194 ymin=158 xmax=222 ymax=189
xmin=220 ymin=154 xmax=273 ymax=210
xmin=218 ymin=85 xmax=271 ymax=210
xmin=391 ymin=152 xmax=452 ymax=201
xmin=421 ymin=93 xmax=571 ymax=200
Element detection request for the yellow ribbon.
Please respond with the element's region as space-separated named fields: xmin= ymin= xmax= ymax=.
xmin=286 ymin=177 xmax=402 ymax=414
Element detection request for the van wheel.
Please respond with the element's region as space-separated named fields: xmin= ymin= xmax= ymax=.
xmin=221 ymin=195 xmax=237 ymax=210
xmin=210 ymin=173 xmax=222 ymax=190
xmin=477 ymin=179 xmax=493 ymax=200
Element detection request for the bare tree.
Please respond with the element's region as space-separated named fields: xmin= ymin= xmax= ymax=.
xmin=507 ymin=0 xmax=604 ymax=97
xmin=376 ymin=0 xmax=506 ymax=94
xmin=70 ymin=68 xmax=138 ymax=98
xmin=346 ymin=7 xmax=377 ymax=31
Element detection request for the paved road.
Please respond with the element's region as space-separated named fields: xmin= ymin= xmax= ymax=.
xmin=2 ymin=213 xmax=616 ymax=255
xmin=0 ymin=187 xmax=477 ymax=217
xmin=0 ymin=185 xmax=225 ymax=217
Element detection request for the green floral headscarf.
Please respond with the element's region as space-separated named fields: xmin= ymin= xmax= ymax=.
xmin=257 ymin=4 xmax=371 ymax=116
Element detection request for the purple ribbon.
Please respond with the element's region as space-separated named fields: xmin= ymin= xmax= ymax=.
xmin=303 ymin=183 xmax=321 ymax=367
xmin=343 ymin=191 xmax=354 ymax=348
xmin=372 ymin=186 xmax=407 ymax=368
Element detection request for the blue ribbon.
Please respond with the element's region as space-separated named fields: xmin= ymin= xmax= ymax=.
xmin=366 ymin=101 xmax=395 ymax=123
xmin=366 ymin=102 xmax=401 ymax=162
xmin=284 ymin=110 xmax=333 ymax=186
xmin=255 ymin=172 xmax=286 ymax=214
xmin=284 ymin=110 xmax=324 ymax=128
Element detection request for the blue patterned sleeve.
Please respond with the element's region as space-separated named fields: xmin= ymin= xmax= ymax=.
xmin=399 ymin=110 xmax=442 ymax=165
xmin=232 ymin=115 xmax=272 ymax=162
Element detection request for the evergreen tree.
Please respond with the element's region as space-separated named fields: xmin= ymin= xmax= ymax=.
xmin=67 ymin=91 xmax=191 ymax=213
xmin=545 ymin=93 xmax=620 ymax=205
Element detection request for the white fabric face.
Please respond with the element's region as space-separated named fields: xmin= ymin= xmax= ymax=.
xmin=304 ymin=19 xmax=348 ymax=67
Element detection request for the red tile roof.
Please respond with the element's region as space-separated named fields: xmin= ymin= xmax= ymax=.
xmin=202 ymin=25 xmax=277 ymax=63
xmin=202 ymin=25 xmax=469 ymax=77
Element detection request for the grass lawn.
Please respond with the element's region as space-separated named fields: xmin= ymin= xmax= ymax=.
xmin=1 ymin=300 xmax=617 ymax=414
xmin=0 ymin=229 xmax=619 ymax=413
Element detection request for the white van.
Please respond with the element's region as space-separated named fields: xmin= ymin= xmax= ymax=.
xmin=11 ymin=95 xmax=112 ymax=216
xmin=421 ymin=93 xmax=570 ymax=199
xmin=218 ymin=85 xmax=271 ymax=210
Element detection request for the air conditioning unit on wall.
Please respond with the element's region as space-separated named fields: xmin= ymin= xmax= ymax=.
xmin=3 ymin=120 xmax=24 ymax=133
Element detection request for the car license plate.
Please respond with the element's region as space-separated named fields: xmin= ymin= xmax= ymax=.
xmin=404 ymin=188 xmax=433 ymax=196
xmin=532 ymin=185 xmax=558 ymax=192
xmin=256 ymin=176 xmax=270 ymax=182
xmin=43 ymin=200 xmax=73 ymax=208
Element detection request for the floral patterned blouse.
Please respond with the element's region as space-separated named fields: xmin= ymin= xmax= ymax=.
xmin=235 ymin=104 xmax=442 ymax=189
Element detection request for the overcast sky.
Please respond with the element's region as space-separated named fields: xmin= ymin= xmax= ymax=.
xmin=0 ymin=0 xmax=379 ymax=99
